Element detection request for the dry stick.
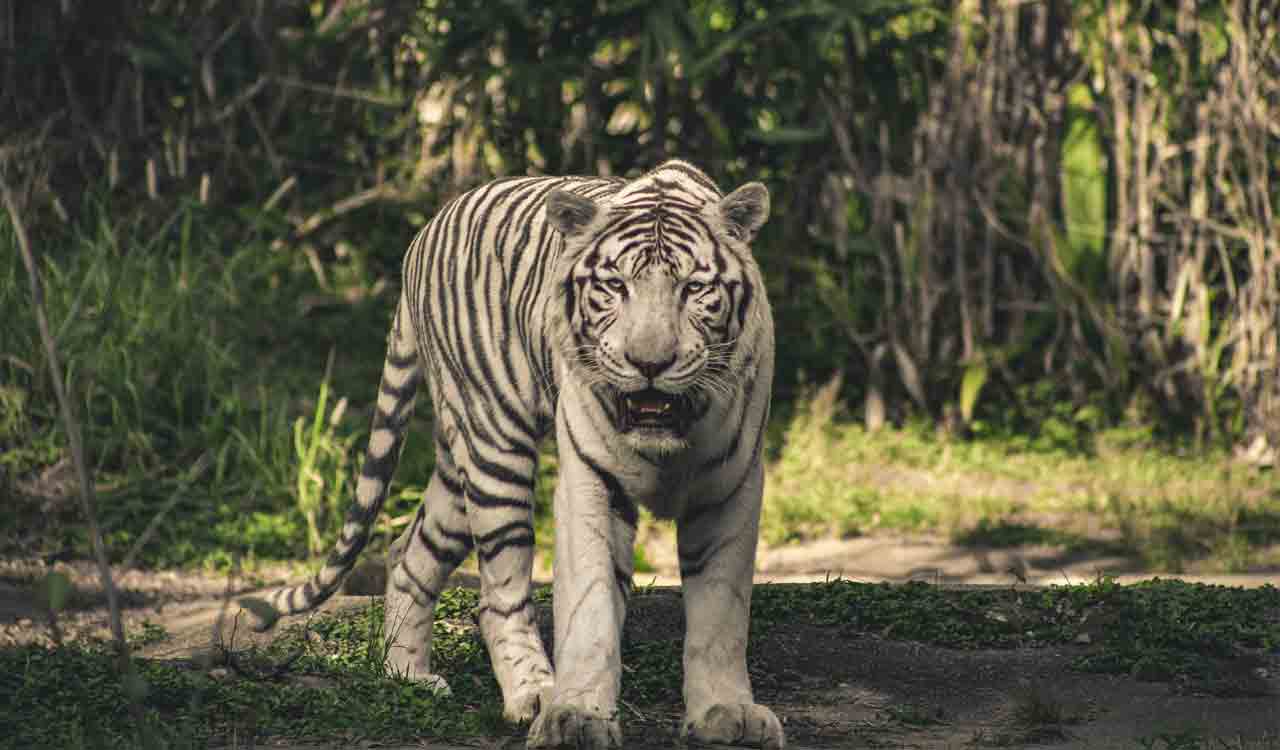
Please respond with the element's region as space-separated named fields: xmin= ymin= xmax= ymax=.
xmin=1 ymin=175 xmax=146 ymax=727
xmin=293 ymin=182 xmax=399 ymax=238
xmin=274 ymin=75 xmax=401 ymax=106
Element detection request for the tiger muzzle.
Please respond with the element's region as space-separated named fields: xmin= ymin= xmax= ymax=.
xmin=617 ymin=387 xmax=697 ymax=435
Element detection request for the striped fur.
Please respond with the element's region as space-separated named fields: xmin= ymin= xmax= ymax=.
xmin=239 ymin=161 xmax=782 ymax=749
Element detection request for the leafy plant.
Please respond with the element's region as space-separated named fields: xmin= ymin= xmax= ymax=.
xmin=292 ymin=356 xmax=360 ymax=558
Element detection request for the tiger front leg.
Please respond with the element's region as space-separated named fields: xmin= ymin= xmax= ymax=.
xmin=526 ymin=444 xmax=634 ymax=749
xmin=677 ymin=460 xmax=785 ymax=750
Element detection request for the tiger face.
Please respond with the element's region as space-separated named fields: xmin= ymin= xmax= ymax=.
xmin=546 ymin=170 xmax=769 ymax=456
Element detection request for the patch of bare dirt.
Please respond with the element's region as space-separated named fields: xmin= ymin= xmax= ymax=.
xmin=0 ymin=557 xmax=287 ymax=648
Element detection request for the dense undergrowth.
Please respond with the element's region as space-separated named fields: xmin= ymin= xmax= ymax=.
xmin=2 ymin=198 xmax=1278 ymax=574
xmin=3 ymin=3 xmax=1278 ymax=747
xmin=1 ymin=198 xmax=421 ymax=568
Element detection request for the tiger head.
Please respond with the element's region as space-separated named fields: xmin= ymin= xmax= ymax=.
xmin=546 ymin=161 xmax=771 ymax=456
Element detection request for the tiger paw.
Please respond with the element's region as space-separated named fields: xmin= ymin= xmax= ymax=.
xmin=385 ymin=665 xmax=452 ymax=697
xmin=527 ymin=703 xmax=621 ymax=749
xmin=683 ymin=703 xmax=785 ymax=749
xmin=382 ymin=646 xmax=451 ymax=696
xmin=503 ymin=679 xmax=554 ymax=724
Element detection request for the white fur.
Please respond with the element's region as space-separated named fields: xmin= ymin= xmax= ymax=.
xmin=530 ymin=162 xmax=784 ymax=749
xmin=242 ymin=162 xmax=783 ymax=750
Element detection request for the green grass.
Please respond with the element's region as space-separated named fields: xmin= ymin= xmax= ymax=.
xmin=761 ymin=377 xmax=1280 ymax=573
xmin=2 ymin=578 xmax=1275 ymax=748
xmin=751 ymin=577 xmax=1280 ymax=657
xmin=0 ymin=590 xmax=503 ymax=749
xmin=1 ymin=197 xmax=415 ymax=570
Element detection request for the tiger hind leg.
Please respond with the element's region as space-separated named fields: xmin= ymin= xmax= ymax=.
xmin=467 ymin=447 xmax=555 ymax=724
xmin=382 ymin=467 xmax=472 ymax=694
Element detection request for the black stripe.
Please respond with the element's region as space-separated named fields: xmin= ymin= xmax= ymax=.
xmin=682 ymin=454 xmax=760 ymax=529
xmin=418 ymin=522 xmax=472 ymax=568
xmin=614 ymin=565 xmax=632 ymax=600
xmin=476 ymin=519 xmax=534 ymax=544
xmin=695 ymin=372 xmax=756 ymax=474
xmin=679 ymin=534 xmax=738 ymax=580
xmin=437 ymin=467 xmax=465 ymax=497
xmin=478 ymin=534 xmax=536 ymax=563
xmin=466 ymin=447 xmax=536 ymax=491
xmin=653 ymin=161 xmax=721 ymax=195
xmin=563 ymin=419 xmax=638 ymax=528
xmin=679 ymin=401 xmax=768 ymax=531
xmin=394 ymin=562 xmax=441 ymax=602
xmin=386 ymin=348 xmax=417 ymax=369
xmin=379 ymin=375 xmax=418 ymax=403
xmin=359 ymin=441 xmax=402 ymax=488
xmin=466 ymin=483 xmax=533 ymax=510
xmin=478 ymin=595 xmax=533 ymax=619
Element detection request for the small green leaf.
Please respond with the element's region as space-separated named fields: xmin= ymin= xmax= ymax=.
xmin=744 ymin=125 xmax=828 ymax=144
xmin=960 ymin=362 xmax=990 ymax=424
xmin=39 ymin=571 xmax=73 ymax=613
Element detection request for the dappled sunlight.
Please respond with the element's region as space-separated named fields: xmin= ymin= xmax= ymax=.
xmin=762 ymin=381 xmax=1280 ymax=574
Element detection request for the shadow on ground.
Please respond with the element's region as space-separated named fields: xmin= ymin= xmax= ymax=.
xmin=3 ymin=541 xmax=1279 ymax=749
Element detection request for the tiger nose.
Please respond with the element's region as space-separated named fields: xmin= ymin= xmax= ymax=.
xmin=625 ymin=352 xmax=676 ymax=379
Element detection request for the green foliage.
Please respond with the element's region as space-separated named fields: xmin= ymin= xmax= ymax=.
xmin=763 ymin=383 xmax=1280 ymax=572
xmin=959 ymin=361 xmax=989 ymax=425
xmin=620 ymin=638 xmax=684 ymax=704
xmin=750 ymin=578 xmax=1280 ymax=675
xmin=1072 ymin=579 xmax=1280 ymax=684
xmin=292 ymin=365 xmax=360 ymax=558
xmin=8 ymin=1 xmax=426 ymax=246
xmin=0 ymin=593 xmax=506 ymax=749
xmin=0 ymin=197 xmax=389 ymax=569
xmin=1060 ymin=83 xmax=1108 ymax=269
xmin=35 ymin=571 xmax=74 ymax=615
xmin=4 ymin=0 xmax=1277 ymax=582
xmin=3 ymin=580 xmax=1276 ymax=746
xmin=8 ymin=0 xmax=1277 ymax=447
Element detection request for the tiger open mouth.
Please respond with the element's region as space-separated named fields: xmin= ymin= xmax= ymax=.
xmin=617 ymin=387 xmax=695 ymax=434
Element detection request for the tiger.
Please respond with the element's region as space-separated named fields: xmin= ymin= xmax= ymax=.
xmin=238 ymin=160 xmax=782 ymax=749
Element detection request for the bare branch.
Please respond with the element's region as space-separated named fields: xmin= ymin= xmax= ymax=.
xmin=1 ymin=170 xmax=145 ymax=725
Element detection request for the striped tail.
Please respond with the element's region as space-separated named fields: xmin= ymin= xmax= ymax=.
xmin=239 ymin=300 xmax=421 ymax=631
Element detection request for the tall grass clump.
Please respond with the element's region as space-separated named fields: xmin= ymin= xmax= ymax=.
xmin=1 ymin=198 xmax=377 ymax=568
xmin=764 ymin=374 xmax=921 ymax=545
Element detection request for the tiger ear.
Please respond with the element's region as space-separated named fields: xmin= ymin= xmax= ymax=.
xmin=719 ymin=182 xmax=770 ymax=241
xmin=546 ymin=190 xmax=600 ymax=237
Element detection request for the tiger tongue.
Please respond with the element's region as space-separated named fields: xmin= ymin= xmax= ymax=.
xmin=629 ymin=396 xmax=671 ymax=415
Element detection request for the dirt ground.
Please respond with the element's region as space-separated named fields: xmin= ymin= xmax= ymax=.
xmin=2 ymin=537 xmax=1278 ymax=749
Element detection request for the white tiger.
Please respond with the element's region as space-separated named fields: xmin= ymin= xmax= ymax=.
xmin=239 ymin=160 xmax=782 ymax=749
